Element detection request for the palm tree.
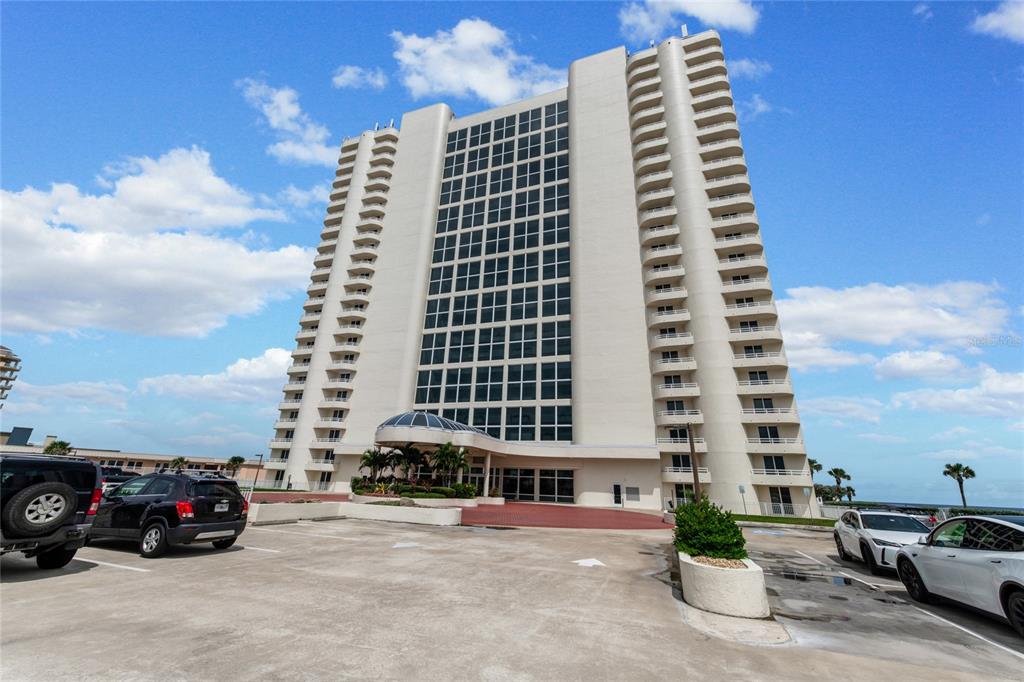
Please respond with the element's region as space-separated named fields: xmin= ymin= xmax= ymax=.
xmin=169 ymin=456 xmax=188 ymax=470
xmin=43 ymin=440 xmax=74 ymax=456
xmin=429 ymin=442 xmax=468 ymax=486
xmin=943 ymin=462 xmax=976 ymax=508
xmin=225 ymin=456 xmax=245 ymax=477
xmin=393 ymin=444 xmax=426 ymax=482
xmin=807 ymin=457 xmax=822 ymax=483
xmin=844 ymin=486 xmax=856 ymax=503
xmin=827 ymin=467 xmax=850 ymax=489
xmin=359 ymin=447 xmax=391 ymax=482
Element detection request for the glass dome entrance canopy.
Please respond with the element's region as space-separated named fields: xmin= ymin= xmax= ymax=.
xmin=377 ymin=411 xmax=490 ymax=436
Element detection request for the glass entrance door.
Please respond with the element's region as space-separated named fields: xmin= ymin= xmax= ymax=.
xmin=501 ymin=468 xmax=536 ymax=501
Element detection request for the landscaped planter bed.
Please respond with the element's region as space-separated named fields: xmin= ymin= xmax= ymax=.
xmin=335 ymin=501 xmax=461 ymax=526
xmin=677 ymin=551 xmax=770 ymax=619
xmin=350 ymin=493 xmax=402 ymax=504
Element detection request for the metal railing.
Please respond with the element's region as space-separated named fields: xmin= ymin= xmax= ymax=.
xmin=730 ymin=325 xmax=777 ymax=334
xmin=737 ymin=379 xmax=787 ymax=386
xmin=759 ymin=502 xmax=811 ymax=517
xmin=734 ymin=352 xmax=782 ymax=359
xmin=712 ymin=211 xmax=755 ymax=222
xmin=656 ymin=357 xmax=695 ymax=364
xmin=663 ymin=466 xmax=710 ymax=474
xmin=725 ymin=301 xmax=771 ymax=310
xmin=747 ymin=438 xmax=802 ymax=445
xmin=723 ymin=277 xmax=769 ymax=288
xmin=656 ymin=382 xmax=698 ymax=390
xmin=742 ymin=408 xmax=793 ymax=414
xmin=700 ymin=136 xmax=740 ymax=149
xmin=657 ymin=437 xmax=706 ymax=444
xmin=310 ymin=458 xmax=338 ymax=464
xmin=653 ymin=308 xmax=689 ymax=317
xmin=751 ymin=468 xmax=806 ymax=476
xmin=654 ymin=331 xmax=692 ymax=340
xmin=658 ymin=409 xmax=702 ymax=416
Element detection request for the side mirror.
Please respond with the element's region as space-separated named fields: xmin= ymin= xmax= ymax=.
xmin=917 ymin=535 xmax=928 ymax=545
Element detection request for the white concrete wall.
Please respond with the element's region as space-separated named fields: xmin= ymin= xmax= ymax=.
xmin=568 ymin=47 xmax=660 ymax=449
xmin=343 ymin=105 xmax=452 ymax=446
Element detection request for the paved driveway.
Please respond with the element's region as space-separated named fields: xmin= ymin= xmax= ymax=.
xmin=462 ymin=501 xmax=669 ymax=529
xmin=1 ymin=519 xmax=1017 ymax=681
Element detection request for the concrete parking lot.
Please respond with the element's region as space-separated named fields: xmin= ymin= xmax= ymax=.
xmin=2 ymin=518 xmax=1021 ymax=681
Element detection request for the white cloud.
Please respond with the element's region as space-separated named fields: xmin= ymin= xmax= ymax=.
xmin=971 ymin=1 xmax=1024 ymax=44
xmin=0 ymin=149 xmax=312 ymax=337
xmin=332 ymin=65 xmax=388 ymax=90
xmin=930 ymin=426 xmax=973 ymax=440
xmin=139 ymin=348 xmax=291 ymax=404
xmin=874 ymin=350 xmax=972 ymax=382
xmin=920 ymin=442 xmax=1021 ymax=460
xmin=737 ymin=93 xmax=785 ymax=120
xmin=391 ymin=19 xmax=566 ymax=106
xmin=976 ymin=212 xmax=992 ymax=226
xmin=778 ymin=281 xmax=1011 ymax=371
xmin=619 ymin=0 xmax=760 ymax=43
xmin=11 ymin=381 xmax=131 ymax=411
xmin=893 ymin=367 xmax=1024 ymax=418
xmin=799 ymin=397 xmax=886 ymax=424
xmin=857 ymin=433 xmax=908 ymax=444
xmin=728 ymin=58 xmax=772 ymax=79
xmin=913 ymin=3 xmax=934 ymax=21
xmin=280 ymin=183 xmax=330 ymax=209
xmin=238 ymin=78 xmax=337 ymax=166
xmin=1009 ymin=421 xmax=1024 ymax=432
xmin=171 ymin=428 xmax=266 ymax=449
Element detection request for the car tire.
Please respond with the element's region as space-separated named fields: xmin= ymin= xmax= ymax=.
xmin=860 ymin=542 xmax=882 ymax=575
xmin=834 ymin=534 xmax=851 ymax=561
xmin=898 ymin=558 xmax=932 ymax=603
xmin=1006 ymin=591 xmax=1024 ymax=639
xmin=212 ymin=538 xmax=236 ymax=550
xmin=35 ymin=546 xmax=78 ymax=570
xmin=139 ymin=523 xmax=168 ymax=558
xmin=2 ymin=482 xmax=78 ymax=537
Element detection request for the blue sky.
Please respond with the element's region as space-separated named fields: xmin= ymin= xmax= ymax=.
xmin=2 ymin=1 xmax=1021 ymax=506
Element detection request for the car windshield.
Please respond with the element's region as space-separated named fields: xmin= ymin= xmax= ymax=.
xmin=861 ymin=514 xmax=930 ymax=532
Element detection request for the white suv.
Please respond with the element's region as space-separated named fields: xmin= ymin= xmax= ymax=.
xmin=834 ymin=510 xmax=932 ymax=574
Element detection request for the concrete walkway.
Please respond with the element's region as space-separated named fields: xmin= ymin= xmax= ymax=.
xmin=462 ymin=501 xmax=670 ymax=529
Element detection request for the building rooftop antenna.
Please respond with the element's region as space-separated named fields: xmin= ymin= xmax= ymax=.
xmin=681 ymin=23 xmax=689 ymax=37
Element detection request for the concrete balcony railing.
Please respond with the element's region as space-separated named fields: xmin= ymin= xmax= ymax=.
xmin=736 ymin=379 xmax=792 ymax=396
xmin=632 ymin=120 xmax=668 ymax=145
xmin=683 ymin=43 xmax=724 ymax=66
xmin=656 ymin=437 xmax=708 ymax=453
xmin=746 ymin=438 xmax=806 ymax=454
xmin=628 ymin=74 xmax=662 ymax=99
xmin=641 ymin=224 xmax=679 ymax=245
xmin=655 ymin=382 xmax=700 ymax=396
xmin=758 ymin=502 xmax=812 ymax=518
xmin=662 ymin=467 xmax=712 ymax=484
xmin=630 ymin=104 xmax=666 ymax=129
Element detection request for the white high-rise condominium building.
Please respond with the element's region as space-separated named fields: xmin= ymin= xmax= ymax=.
xmin=269 ymin=29 xmax=819 ymax=517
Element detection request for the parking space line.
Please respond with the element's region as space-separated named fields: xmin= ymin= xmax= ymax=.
xmin=247 ymin=527 xmax=356 ymax=541
xmin=241 ymin=546 xmax=281 ymax=553
xmin=75 ymin=558 xmax=150 ymax=573
xmin=911 ymin=605 xmax=1024 ymax=662
xmin=793 ymin=550 xmax=882 ymax=590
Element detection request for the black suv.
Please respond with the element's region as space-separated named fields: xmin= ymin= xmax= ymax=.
xmin=1 ymin=453 xmax=103 ymax=569
xmin=100 ymin=466 xmax=140 ymax=490
xmin=90 ymin=471 xmax=248 ymax=557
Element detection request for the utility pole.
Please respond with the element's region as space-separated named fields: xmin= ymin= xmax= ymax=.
xmin=688 ymin=428 xmax=702 ymax=503
xmin=246 ymin=452 xmax=264 ymax=502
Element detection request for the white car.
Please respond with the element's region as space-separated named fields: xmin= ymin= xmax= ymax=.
xmin=834 ymin=510 xmax=933 ymax=574
xmin=896 ymin=515 xmax=1024 ymax=638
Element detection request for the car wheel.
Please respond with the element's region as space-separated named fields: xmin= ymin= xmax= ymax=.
xmin=898 ymin=558 xmax=932 ymax=603
xmin=35 ymin=546 xmax=78 ymax=570
xmin=1006 ymin=591 xmax=1024 ymax=638
xmin=860 ymin=542 xmax=882 ymax=575
xmin=139 ymin=523 xmax=168 ymax=558
xmin=1 ymin=482 xmax=78 ymax=537
xmin=834 ymin=534 xmax=851 ymax=561
xmin=212 ymin=538 xmax=236 ymax=550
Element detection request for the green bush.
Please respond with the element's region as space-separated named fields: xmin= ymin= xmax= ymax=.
xmin=962 ymin=507 xmax=1023 ymax=516
xmin=350 ymin=476 xmax=368 ymax=490
xmin=674 ymin=499 xmax=747 ymax=560
xmin=432 ymin=486 xmax=456 ymax=498
xmin=452 ymin=483 xmax=476 ymax=499
xmin=397 ymin=485 xmax=414 ymax=493
xmin=408 ymin=492 xmax=446 ymax=499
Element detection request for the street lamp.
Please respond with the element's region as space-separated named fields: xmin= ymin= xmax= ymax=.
xmin=246 ymin=452 xmax=264 ymax=502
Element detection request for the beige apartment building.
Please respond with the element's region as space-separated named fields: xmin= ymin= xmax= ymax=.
xmin=0 ymin=346 xmax=21 ymax=407
xmin=269 ymin=30 xmax=819 ymax=517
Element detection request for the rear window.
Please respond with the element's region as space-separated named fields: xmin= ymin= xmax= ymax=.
xmin=189 ymin=482 xmax=241 ymax=498
xmin=1 ymin=463 xmax=96 ymax=491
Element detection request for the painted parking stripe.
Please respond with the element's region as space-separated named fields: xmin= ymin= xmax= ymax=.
xmin=793 ymin=550 xmax=883 ymax=590
xmin=247 ymin=527 xmax=355 ymax=541
xmin=75 ymin=558 xmax=150 ymax=573
xmin=911 ymin=605 xmax=1024 ymax=662
xmin=241 ymin=546 xmax=281 ymax=553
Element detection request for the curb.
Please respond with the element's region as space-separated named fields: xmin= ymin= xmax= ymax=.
xmin=738 ymin=521 xmax=833 ymax=533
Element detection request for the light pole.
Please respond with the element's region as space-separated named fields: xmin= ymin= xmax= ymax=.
xmin=688 ymin=428 xmax=702 ymax=503
xmin=247 ymin=452 xmax=264 ymax=502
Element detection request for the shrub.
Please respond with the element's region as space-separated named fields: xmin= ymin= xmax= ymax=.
xmin=409 ymin=492 xmax=446 ymax=499
xmin=452 ymin=483 xmax=476 ymax=499
xmin=353 ymin=488 xmax=370 ymax=495
xmin=397 ymin=485 xmax=414 ymax=493
xmin=674 ymin=499 xmax=747 ymax=560
xmin=350 ymin=476 xmax=368 ymax=490
xmin=399 ymin=492 xmax=411 ymax=498
xmin=432 ymin=486 xmax=456 ymax=498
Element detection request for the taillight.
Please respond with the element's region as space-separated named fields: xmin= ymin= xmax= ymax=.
xmin=87 ymin=488 xmax=102 ymax=516
xmin=175 ymin=500 xmax=195 ymax=519
xmin=241 ymin=497 xmax=249 ymax=514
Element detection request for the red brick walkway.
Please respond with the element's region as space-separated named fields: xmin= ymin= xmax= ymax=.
xmin=461 ymin=502 xmax=670 ymax=529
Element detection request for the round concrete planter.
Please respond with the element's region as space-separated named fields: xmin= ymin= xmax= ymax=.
xmin=677 ymin=551 xmax=770 ymax=619
xmin=475 ymin=497 xmax=506 ymax=506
